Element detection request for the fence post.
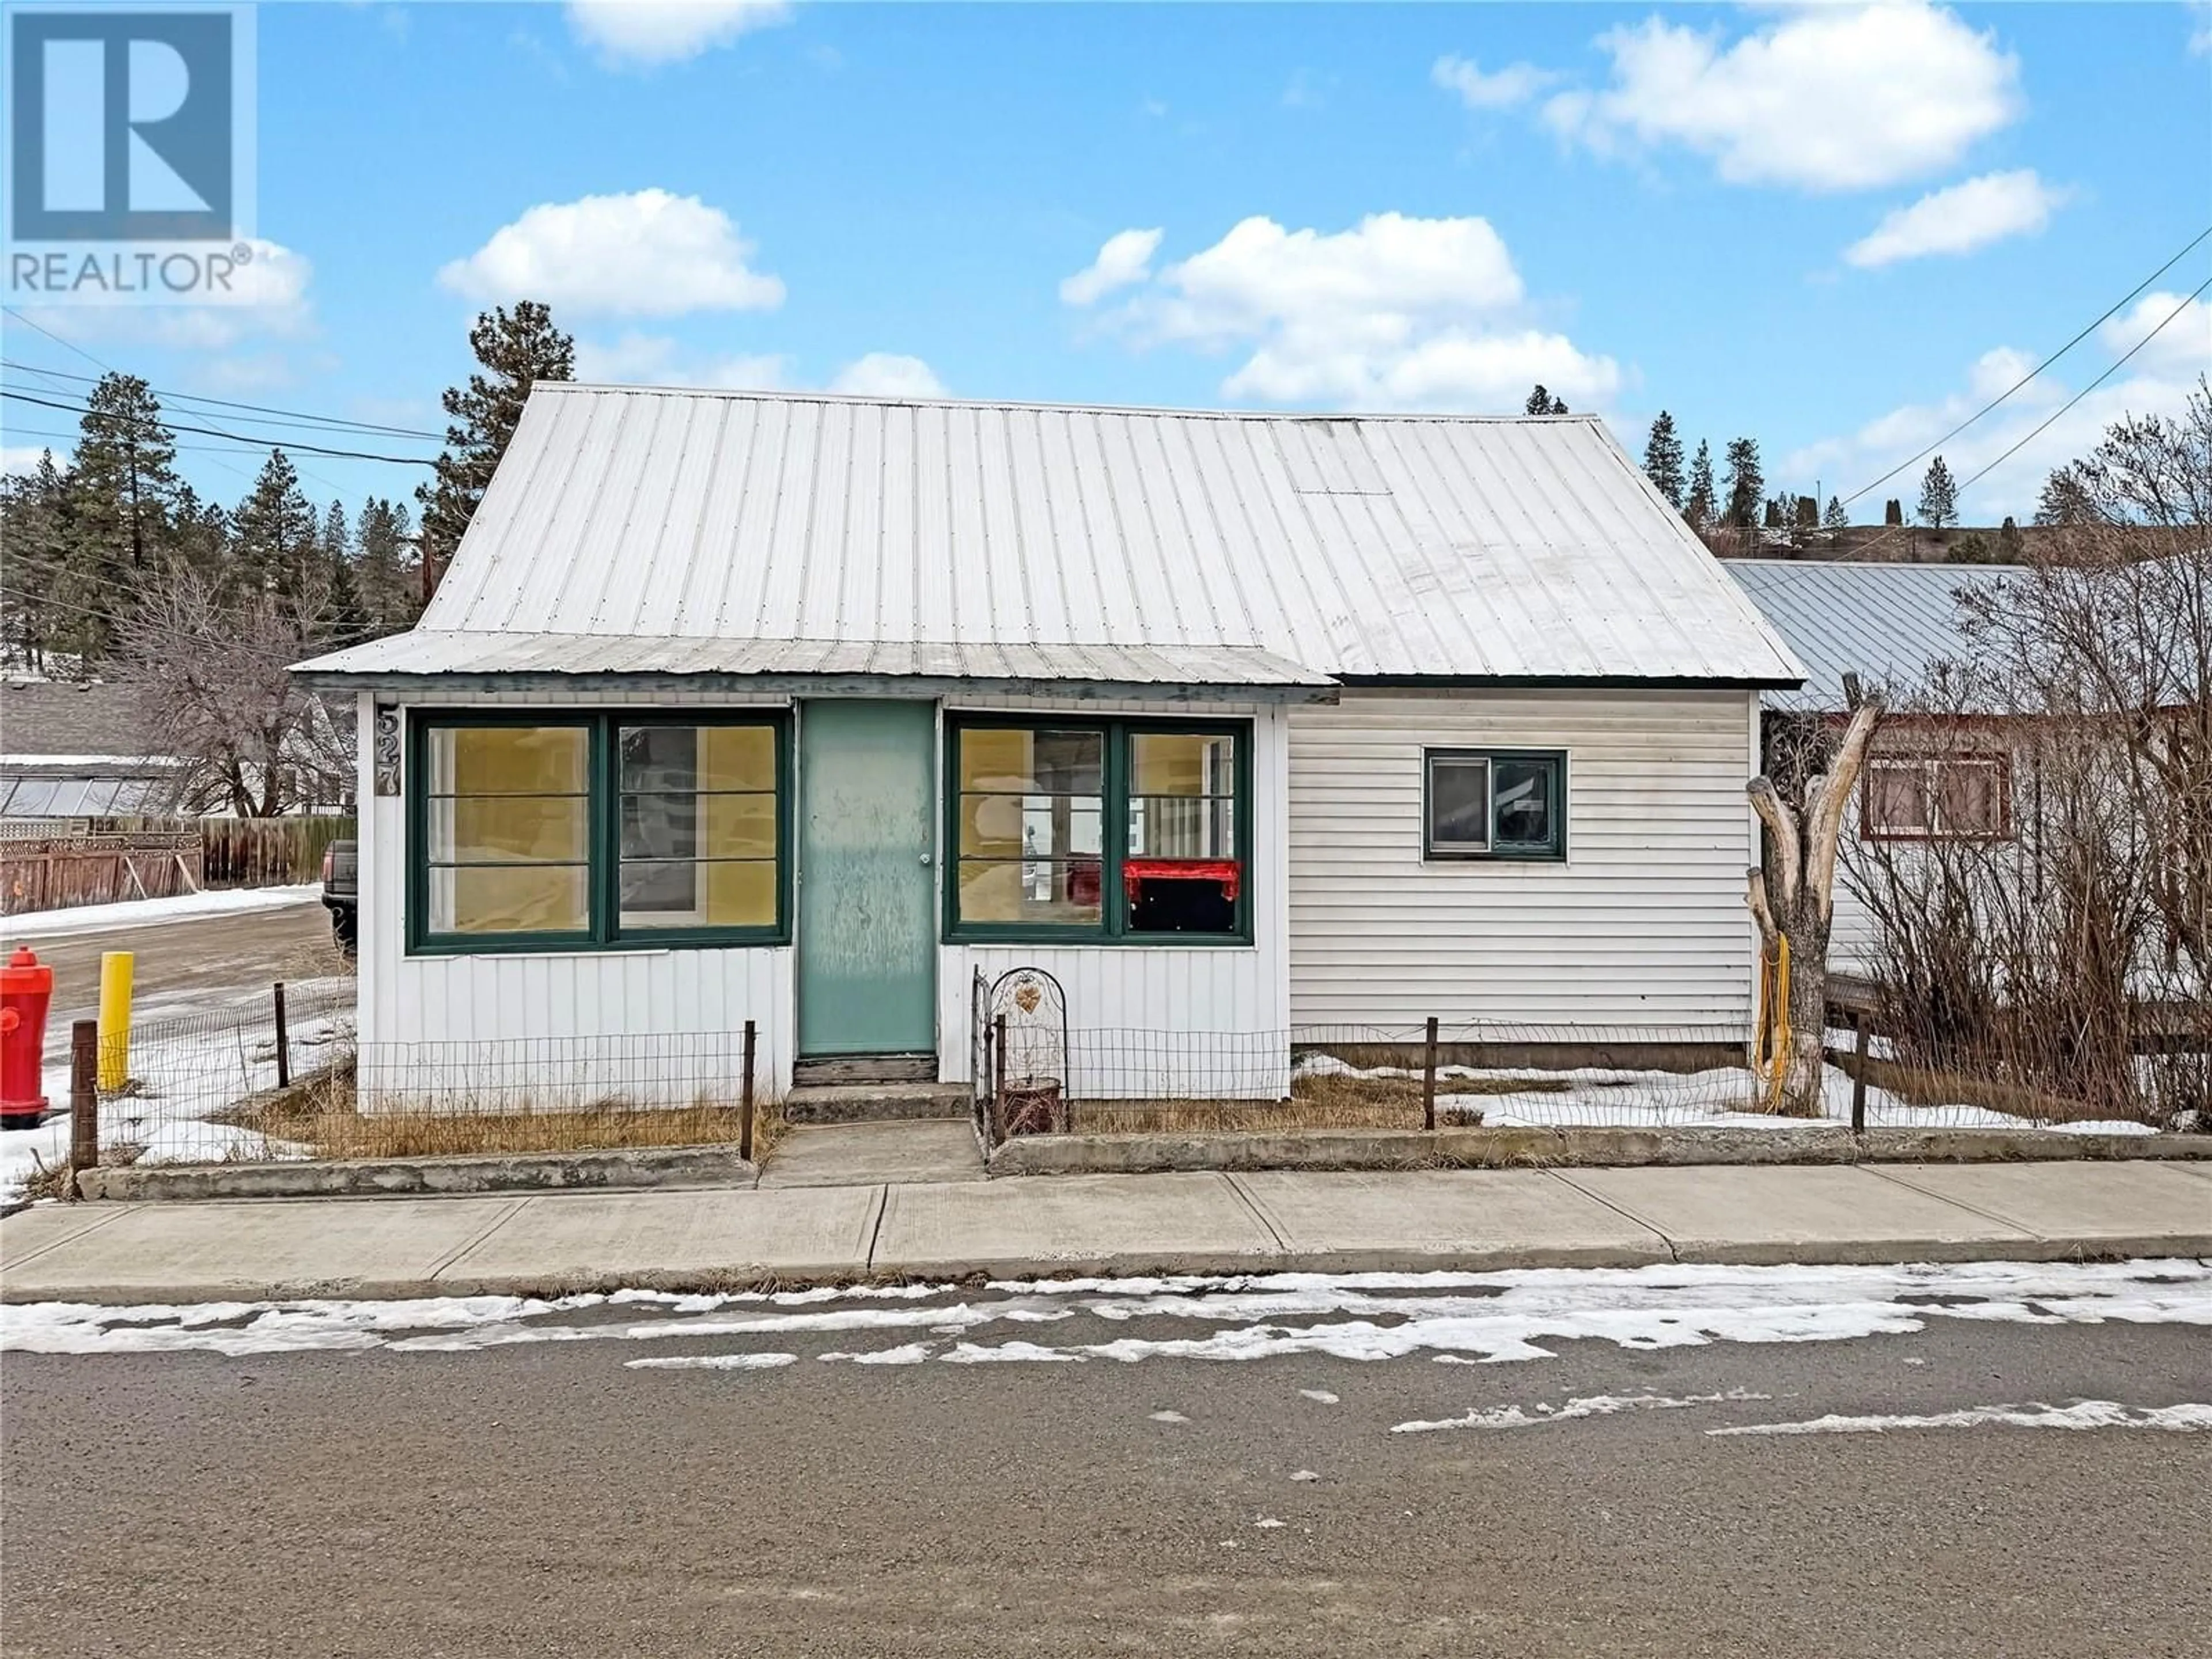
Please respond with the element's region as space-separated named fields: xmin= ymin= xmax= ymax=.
xmin=272 ymin=980 xmax=290 ymax=1089
xmin=993 ymin=1014 xmax=1007 ymax=1138
xmin=1851 ymin=1010 xmax=1869 ymax=1134
xmin=1422 ymin=1016 xmax=1440 ymax=1132
xmin=740 ymin=1018 xmax=757 ymax=1163
xmin=69 ymin=1020 xmax=98 ymax=1188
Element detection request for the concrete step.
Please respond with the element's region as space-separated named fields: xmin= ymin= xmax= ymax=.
xmin=759 ymin=1120 xmax=985 ymax=1188
xmin=782 ymin=1082 xmax=972 ymax=1126
xmin=791 ymin=1054 xmax=937 ymax=1086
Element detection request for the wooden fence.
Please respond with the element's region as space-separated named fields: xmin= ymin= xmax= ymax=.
xmin=1 ymin=817 xmax=355 ymax=915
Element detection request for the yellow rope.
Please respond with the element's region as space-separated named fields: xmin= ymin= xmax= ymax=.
xmin=1763 ymin=935 xmax=1793 ymax=1112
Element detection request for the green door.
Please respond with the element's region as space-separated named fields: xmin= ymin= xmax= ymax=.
xmin=797 ymin=700 xmax=938 ymax=1056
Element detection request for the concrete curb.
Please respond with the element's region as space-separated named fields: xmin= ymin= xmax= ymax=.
xmin=985 ymin=1127 xmax=2212 ymax=1177
xmin=75 ymin=1145 xmax=761 ymax=1202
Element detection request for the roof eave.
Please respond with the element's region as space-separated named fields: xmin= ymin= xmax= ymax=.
xmin=289 ymin=667 xmax=1342 ymax=705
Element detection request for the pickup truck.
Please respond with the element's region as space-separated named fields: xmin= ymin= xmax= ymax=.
xmin=321 ymin=838 xmax=358 ymax=957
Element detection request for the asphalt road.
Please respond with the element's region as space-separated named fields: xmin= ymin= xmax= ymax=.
xmin=12 ymin=897 xmax=340 ymax=1033
xmin=4 ymin=1301 xmax=2206 ymax=1657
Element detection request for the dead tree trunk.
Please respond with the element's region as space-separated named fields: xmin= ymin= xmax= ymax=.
xmin=1746 ymin=702 xmax=1883 ymax=1114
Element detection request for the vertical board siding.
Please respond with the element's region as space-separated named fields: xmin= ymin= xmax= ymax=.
xmin=937 ymin=700 xmax=1290 ymax=1097
xmin=359 ymin=688 xmax=797 ymax=1100
xmin=1287 ymin=690 xmax=1756 ymax=1036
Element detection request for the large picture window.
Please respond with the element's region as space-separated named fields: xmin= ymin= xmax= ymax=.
xmin=948 ymin=718 xmax=1251 ymax=942
xmin=1423 ymin=748 xmax=1567 ymax=861
xmin=410 ymin=713 xmax=787 ymax=952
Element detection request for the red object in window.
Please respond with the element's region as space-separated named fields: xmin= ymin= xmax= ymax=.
xmin=1069 ymin=857 xmax=1101 ymax=906
xmin=1122 ymin=858 xmax=1241 ymax=902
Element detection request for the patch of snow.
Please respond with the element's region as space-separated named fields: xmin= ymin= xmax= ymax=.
xmin=2 ymin=884 xmax=321 ymax=939
xmin=626 ymin=1352 xmax=798 ymax=1371
xmin=1289 ymin=1469 xmax=1320 ymax=1482
xmin=1708 ymin=1401 xmax=2212 ymax=1436
xmin=820 ymin=1342 xmax=933 ymax=1366
xmin=1253 ymin=1517 xmax=1285 ymax=1529
xmin=1392 ymin=1388 xmax=1772 ymax=1434
xmin=1298 ymin=1388 xmax=1339 ymax=1404
xmin=1148 ymin=1410 xmax=1190 ymax=1423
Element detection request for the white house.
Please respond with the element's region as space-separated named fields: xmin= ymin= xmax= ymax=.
xmin=295 ymin=386 xmax=1803 ymax=1102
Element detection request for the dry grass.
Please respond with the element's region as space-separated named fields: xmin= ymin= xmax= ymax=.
xmin=1061 ymin=1066 xmax=1569 ymax=1135
xmin=219 ymin=1072 xmax=780 ymax=1161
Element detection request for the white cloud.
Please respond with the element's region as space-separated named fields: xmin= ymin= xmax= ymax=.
xmin=1544 ymin=3 xmax=2021 ymax=191
xmin=1089 ymin=213 xmax=1619 ymax=413
xmin=438 ymin=190 xmax=784 ymax=318
xmin=1431 ymin=54 xmax=1555 ymax=111
xmin=13 ymin=239 xmax=315 ymax=354
xmin=2191 ymin=3 xmax=2211 ymax=55
xmin=1783 ymin=295 xmax=2211 ymax=518
xmin=1059 ymin=229 xmax=1164 ymax=306
xmin=828 ymin=353 xmax=948 ymax=400
xmin=565 ymin=1 xmax=790 ymax=67
xmin=3 ymin=445 xmax=54 ymax=476
xmin=573 ymin=331 xmax=786 ymax=388
xmin=1844 ymin=170 xmax=2070 ymax=268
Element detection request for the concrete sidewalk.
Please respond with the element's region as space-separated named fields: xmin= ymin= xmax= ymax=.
xmin=3 ymin=1161 xmax=2208 ymax=1305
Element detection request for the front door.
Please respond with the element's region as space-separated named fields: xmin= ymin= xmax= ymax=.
xmin=797 ymin=700 xmax=938 ymax=1056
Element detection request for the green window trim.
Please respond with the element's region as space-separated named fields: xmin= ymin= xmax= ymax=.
xmin=1422 ymin=747 xmax=1569 ymax=862
xmin=944 ymin=715 xmax=1255 ymax=946
xmin=407 ymin=709 xmax=793 ymax=956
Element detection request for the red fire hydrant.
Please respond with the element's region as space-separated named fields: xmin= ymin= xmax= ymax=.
xmin=1 ymin=946 xmax=54 ymax=1128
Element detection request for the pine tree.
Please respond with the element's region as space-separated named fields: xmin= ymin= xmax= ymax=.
xmin=1684 ymin=440 xmax=1716 ymax=528
xmin=321 ymin=498 xmax=351 ymax=565
xmin=1917 ymin=455 xmax=1959 ymax=531
xmin=1642 ymin=411 xmax=1684 ymax=507
xmin=1884 ymin=498 xmax=1904 ymax=527
xmin=52 ymin=374 xmax=183 ymax=662
xmin=1794 ymin=495 xmax=1819 ymax=532
xmin=355 ymin=497 xmax=422 ymax=634
xmin=1523 ymin=383 xmax=1569 ymax=415
xmin=232 ymin=450 xmax=320 ymax=611
xmin=1722 ymin=437 xmax=1764 ymax=528
xmin=1762 ymin=497 xmax=1784 ymax=531
xmin=2033 ymin=466 xmax=2094 ymax=527
xmin=417 ymin=301 xmax=575 ymax=597
xmin=1998 ymin=514 xmax=2022 ymax=556
xmin=0 ymin=453 xmax=77 ymax=672
xmin=1823 ymin=495 xmax=1848 ymax=536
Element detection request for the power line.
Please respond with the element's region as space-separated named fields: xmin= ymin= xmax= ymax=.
xmin=0 ymin=422 xmax=335 ymax=458
xmin=1839 ymin=222 xmax=2212 ymax=508
xmin=0 ymin=356 xmax=441 ymax=441
xmin=2 ymin=389 xmax=436 ymax=465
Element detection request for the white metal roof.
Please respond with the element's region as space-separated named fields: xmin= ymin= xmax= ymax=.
xmin=1726 ymin=559 xmax=2031 ymax=711
xmin=300 ymin=385 xmax=1804 ymax=688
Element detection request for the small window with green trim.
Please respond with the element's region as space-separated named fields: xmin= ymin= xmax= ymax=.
xmin=411 ymin=712 xmax=788 ymax=952
xmin=947 ymin=718 xmax=1251 ymax=942
xmin=1423 ymin=748 xmax=1566 ymax=861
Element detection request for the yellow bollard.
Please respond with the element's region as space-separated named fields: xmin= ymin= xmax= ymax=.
xmin=96 ymin=950 xmax=134 ymax=1093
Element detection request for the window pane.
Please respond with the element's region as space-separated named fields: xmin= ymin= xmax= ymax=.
xmin=1128 ymin=794 xmax=1235 ymax=858
xmin=430 ymin=863 xmax=588 ymax=934
xmin=1868 ymin=763 xmax=1930 ymax=833
xmin=434 ymin=726 xmax=588 ymax=796
xmin=619 ymin=859 xmax=777 ymax=929
xmin=959 ymin=728 xmax=1104 ymax=795
xmin=1938 ymin=760 xmax=2005 ymax=836
xmin=619 ymin=724 xmax=777 ymax=795
xmin=1428 ymin=757 xmax=1490 ymax=849
xmin=958 ymin=793 xmax=1103 ymax=860
xmin=1127 ymin=872 xmax=1238 ymax=934
xmin=956 ymin=858 xmax=1104 ymax=926
xmin=1493 ymin=759 xmax=1556 ymax=850
xmin=430 ymin=794 xmax=589 ymax=864
xmin=1131 ymin=731 xmax=1235 ymax=796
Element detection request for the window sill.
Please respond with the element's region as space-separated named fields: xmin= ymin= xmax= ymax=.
xmin=407 ymin=934 xmax=790 ymax=959
xmin=946 ymin=933 xmax=1257 ymax=950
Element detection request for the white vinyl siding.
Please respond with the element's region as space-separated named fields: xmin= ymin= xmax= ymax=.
xmin=1288 ymin=689 xmax=1758 ymax=1036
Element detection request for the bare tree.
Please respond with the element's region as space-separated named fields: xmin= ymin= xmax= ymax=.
xmin=1745 ymin=700 xmax=1884 ymax=1113
xmin=117 ymin=566 xmax=353 ymax=817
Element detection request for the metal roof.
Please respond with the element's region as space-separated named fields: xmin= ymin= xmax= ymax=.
xmin=1726 ymin=559 xmax=2032 ymax=711
xmin=298 ymin=384 xmax=1804 ymax=689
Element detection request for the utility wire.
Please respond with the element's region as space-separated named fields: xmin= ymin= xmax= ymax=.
xmin=0 ymin=356 xmax=441 ymax=441
xmin=1839 ymin=222 xmax=2212 ymax=508
xmin=2 ymin=389 xmax=435 ymax=465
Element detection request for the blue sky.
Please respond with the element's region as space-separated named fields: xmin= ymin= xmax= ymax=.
xmin=4 ymin=1 xmax=2209 ymax=525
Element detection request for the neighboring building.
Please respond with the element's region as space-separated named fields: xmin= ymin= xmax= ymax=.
xmin=0 ymin=680 xmax=186 ymax=832
xmin=1726 ymin=559 xmax=2033 ymax=973
xmin=296 ymin=386 xmax=1804 ymax=1100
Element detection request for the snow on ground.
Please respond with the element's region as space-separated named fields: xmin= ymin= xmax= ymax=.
xmin=6 ymin=1259 xmax=2207 ymax=1366
xmin=1294 ymin=1052 xmax=2160 ymax=1135
xmin=1705 ymin=1402 xmax=2212 ymax=1436
xmin=2 ymin=884 xmax=320 ymax=940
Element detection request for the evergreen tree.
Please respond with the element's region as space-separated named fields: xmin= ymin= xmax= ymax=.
xmin=2033 ymin=465 xmax=2094 ymax=527
xmin=1762 ymin=497 xmax=1785 ymax=531
xmin=1684 ymin=440 xmax=1717 ymax=529
xmin=1917 ymin=455 xmax=1959 ymax=531
xmin=355 ymin=497 xmax=422 ymax=634
xmin=0 ymin=453 xmax=77 ymax=672
xmin=1823 ymin=495 xmax=1849 ymax=536
xmin=1524 ymin=383 xmax=1569 ymax=415
xmin=1642 ymin=411 xmax=1684 ymax=507
xmin=232 ymin=450 xmax=320 ymax=611
xmin=1884 ymin=498 xmax=1904 ymax=527
xmin=1722 ymin=437 xmax=1764 ymax=528
xmin=1794 ymin=494 xmax=1819 ymax=532
xmin=48 ymin=374 xmax=183 ymax=662
xmin=321 ymin=498 xmax=351 ymax=565
xmin=418 ymin=301 xmax=574 ymax=597
xmin=1998 ymin=514 xmax=2022 ymax=556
